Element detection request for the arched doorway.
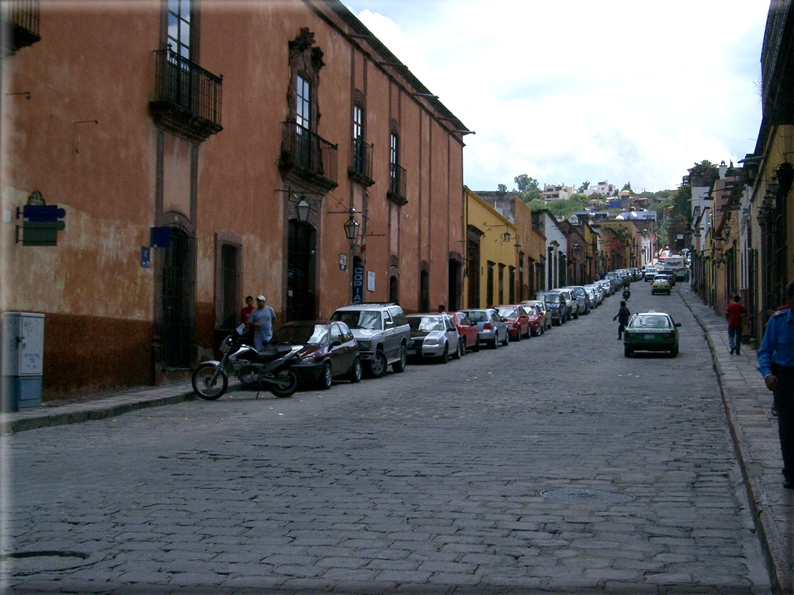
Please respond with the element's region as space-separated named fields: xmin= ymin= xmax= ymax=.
xmin=161 ymin=227 xmax=195 ymax=369
xmin=287 ymin=219 xmax=317 ymax=321
xmin=419 ymin=269 xmax=430 ymax=313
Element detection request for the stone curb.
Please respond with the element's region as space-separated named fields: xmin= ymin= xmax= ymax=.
xmin=0 ymin=389 xmax=197 ymax=434
xmin=680 ymin=287 xmax=791 ymax=595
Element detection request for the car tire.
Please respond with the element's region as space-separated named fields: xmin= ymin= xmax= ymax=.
xmin=472 ymin=334 xmax=480 ymax=352
xmin=624 ymin=346 xmax=633 ymax=357
xmin=671 ymin=346 xmax=679 ymax=357
xmin=440 ymin=343 xmax=449 ymax=363
xmin=392 ymin=344 xmax=408 ymax=373
xmin=317 ymin=361 xmax=333 ymax=390
xmin=453 ymin=340 xmax=463 ymax=360
xmin=513 ymin=329 xmax=520 ymax=342
xmin=348 ymin=357 xmax=362 ymax=383
xmin=489 ymin=336 xmax=498 ymax=349
xmin=366 ymin=350 xmax=388 ymax=378
xmin=502 ymin=332 xmax=509 ymax=347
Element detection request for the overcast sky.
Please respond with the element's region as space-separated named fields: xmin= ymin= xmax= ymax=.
xmin=342 ymin=0 xmax=769 ymax=194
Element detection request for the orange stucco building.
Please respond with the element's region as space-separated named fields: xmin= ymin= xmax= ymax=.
xmin=1 ymin=0 xmax=468 ymax=398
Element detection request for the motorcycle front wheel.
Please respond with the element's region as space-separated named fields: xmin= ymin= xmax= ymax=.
xmin=269 ymin=369 xmax=299 ymax=398
xmin=192 ymin=363 xmax=228 ymax=400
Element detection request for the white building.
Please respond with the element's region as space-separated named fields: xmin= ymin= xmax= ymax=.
xmin=585 ymin=181 xmax=618 ymax=197
xmin=542 ymin=184 xmax=575 ymax=202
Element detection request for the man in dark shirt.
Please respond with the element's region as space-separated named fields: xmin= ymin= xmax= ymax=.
xmin=613 ymin=300 xmax=630 ymax=340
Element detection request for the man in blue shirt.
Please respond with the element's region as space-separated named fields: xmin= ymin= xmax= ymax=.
xmin=757 ymin=280 xmax=794 ymax=489
xmin=248 ymin=295 xmax=276 ymax=351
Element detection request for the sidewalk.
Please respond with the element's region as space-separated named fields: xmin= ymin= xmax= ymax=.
xmin=0 ymin=381 xmax=197 ymax=434
xmin=680 ymin=284 xmax=793 ymax=594
xmin=0 ymin=288 xmax=792 ymax=592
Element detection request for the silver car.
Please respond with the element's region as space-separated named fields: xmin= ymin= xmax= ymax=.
xmin=463 ymin=308 xmax=509 ymax=349
xmin=521 ymin=300 xmax=552 ymax=331
xmin=406 ymin=314 xmax=462 ymax=362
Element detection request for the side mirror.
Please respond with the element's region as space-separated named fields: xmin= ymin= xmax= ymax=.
xmin=675 ymin=323 xmax=681 ymax=328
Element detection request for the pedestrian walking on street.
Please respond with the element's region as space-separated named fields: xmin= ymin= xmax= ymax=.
xmin=757 ymin=279 xmax=794 ymax=489
xmin=726 ymin=294 xmax=746 ymax=355
xmin=248 ymin=295 xmax=276 ymax=351
xmin=613 ymin=300 xmax=630 ymax=340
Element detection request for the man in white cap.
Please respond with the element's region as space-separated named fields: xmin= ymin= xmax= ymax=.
xmin=248 ymin=295 xmax=276 ymax=351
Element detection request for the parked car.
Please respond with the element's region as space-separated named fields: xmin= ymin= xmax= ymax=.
xmin=651 ymin=275 xmax=671 ymax=295
xmin=406 ymin=313 xmax=462 ymax=362
xmin=643 ymin=266 xmax=658 ymax=281
xmin=521 ymin=300 xmax=552 ymax=332
xmin=584 ymin=284 xmax=602 ymax=307
xmin=561 ymin=286 xmax=591 ymax=315
xmin=623 ymin=311 xmax=681 ymax=357
xmin=596 ymin=279 xmax=613 ymax=296
xmin=522 ymin=303 xmax=545 ymax=336
xmin=463 ymin=308 xmax=509 ymax=349
xmin=495 ymin=305 xmax=531 ymax=341
xmin=330 ymin=303 xmax=410 ymax=378
xmin=270 ymin=321 xmax=362 ymax=389
xmin=449 ymin=311 xmax=480 ymax=353
xmin=557 ymin=288 xmax=579 ymax=319
xmin=536 ymin=291 xmax=568 ymax=325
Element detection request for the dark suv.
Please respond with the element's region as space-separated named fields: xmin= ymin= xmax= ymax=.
xmin=330 ymin=303 xmax=411 ymax=378
xmin=536 ymin=291 xmax=568 ymax=325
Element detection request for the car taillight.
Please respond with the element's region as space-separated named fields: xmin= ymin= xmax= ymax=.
xmin=483 ymin=323 xmax=493 ymax=330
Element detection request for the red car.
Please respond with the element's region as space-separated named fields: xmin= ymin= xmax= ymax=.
xmin=448 ymin=311 xmax=480 ymax=353
xmin=522 ymin=303 xmax=545 ymax=336
xmin=494 ymin=305 xmax=530 ymax=341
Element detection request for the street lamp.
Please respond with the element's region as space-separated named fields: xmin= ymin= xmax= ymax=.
xmin=296 ymin=197 xmax=311 ymax=223
xmin=343 ymin=215 xmax=360 ymax=241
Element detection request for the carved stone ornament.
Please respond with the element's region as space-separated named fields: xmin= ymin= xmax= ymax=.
xmin=289 ymin=28 xmax=325 ymax=72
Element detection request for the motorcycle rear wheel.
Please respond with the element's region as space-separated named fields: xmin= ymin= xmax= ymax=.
xmin=270 ymin=369 xmax=299 ymax=398
xmin=192 ymin=363 xmax=228 ymax=400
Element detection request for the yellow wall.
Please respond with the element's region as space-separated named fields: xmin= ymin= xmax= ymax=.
xmin=464 ymin=189 xmax=517 ymax=308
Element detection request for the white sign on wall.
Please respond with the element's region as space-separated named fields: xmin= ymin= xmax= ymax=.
xmin=367 ymin=271 xmax=375 ymax=292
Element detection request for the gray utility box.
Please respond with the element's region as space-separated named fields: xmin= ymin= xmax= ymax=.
xmin=2 ymin=312 xmax=44 ymax=411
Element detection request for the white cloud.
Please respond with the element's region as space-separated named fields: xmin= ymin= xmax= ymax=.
xmin=346 ymin=0 xmax=769 ymax=192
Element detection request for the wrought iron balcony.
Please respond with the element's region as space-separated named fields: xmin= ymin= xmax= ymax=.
xmin=348 ymin=137 xmax=374 ymax=187
xmin=279 ymin=121 xmax=338 ymax=194
xmin=1 ymin=0 xmax=41 ymax=55
xmin=387 ymin=162 xmax=407 ymax=206
xmin=149 ymin=48 xmax=223 ymax=144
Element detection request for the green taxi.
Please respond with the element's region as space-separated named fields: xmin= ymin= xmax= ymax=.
xmin=623 ymin=311 xmax=680 ymax=357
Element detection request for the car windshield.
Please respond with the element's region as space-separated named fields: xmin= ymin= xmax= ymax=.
xmin=330 ymin=310 xmax=382 ymax=330
xmin=630 ymin=315 xmax=671 ymax=329
xmin=272 ymin=324 xmax=329 ymax=345
xmin=496 ymin=307 xmax=517 ymax=318
xmin=466 ymin=310 xmax=488 ymax=323
xmin=541 ymin=294 xmax=558 ymax=304
xmin=408 ymin=317 xmax=444 ymax=332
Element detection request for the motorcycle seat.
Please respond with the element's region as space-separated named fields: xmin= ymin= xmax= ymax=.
xmin=243 ymin=345 xmax=293 ymax=364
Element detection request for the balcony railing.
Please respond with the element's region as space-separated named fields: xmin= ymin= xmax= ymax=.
xmin=2 ymin=0 xmax=41 ymax=55
xmin=348 ymin=137 xmax=374 ymax=187
xmin=279 ymin=121 xmax=338 ymax=193
xmin=149 ymin=48 xmax=223 ymax=143
xmin=387 ymin=162 xmax=407 ymax=206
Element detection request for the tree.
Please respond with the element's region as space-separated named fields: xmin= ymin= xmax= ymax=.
xmin=577 ymin=181 xmax=590 ymax=193
xmin=514 ymin=174 xmax=542 ymax=203
xmin=622 ymin=182 xmax=633 ymax=192
xmin=497 ymin=184 xmax=507 ymax=192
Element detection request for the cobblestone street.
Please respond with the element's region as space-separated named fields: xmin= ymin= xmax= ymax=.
xmin=1 ymin=287 xmax=773 ymax=593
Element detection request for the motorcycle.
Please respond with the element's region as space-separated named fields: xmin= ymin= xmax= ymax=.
xmin=622 ymin=287 xmax=631 ymax=300
xmin=192 ymin=325 xmax=301 ymax=400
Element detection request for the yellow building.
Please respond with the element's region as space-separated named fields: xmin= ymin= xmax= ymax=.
xmin=464 ymin=188 xmax=518 ymax=308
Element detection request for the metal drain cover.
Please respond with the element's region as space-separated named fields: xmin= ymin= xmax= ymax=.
xmin=541 ymin=488 xmax=635 ymax=504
